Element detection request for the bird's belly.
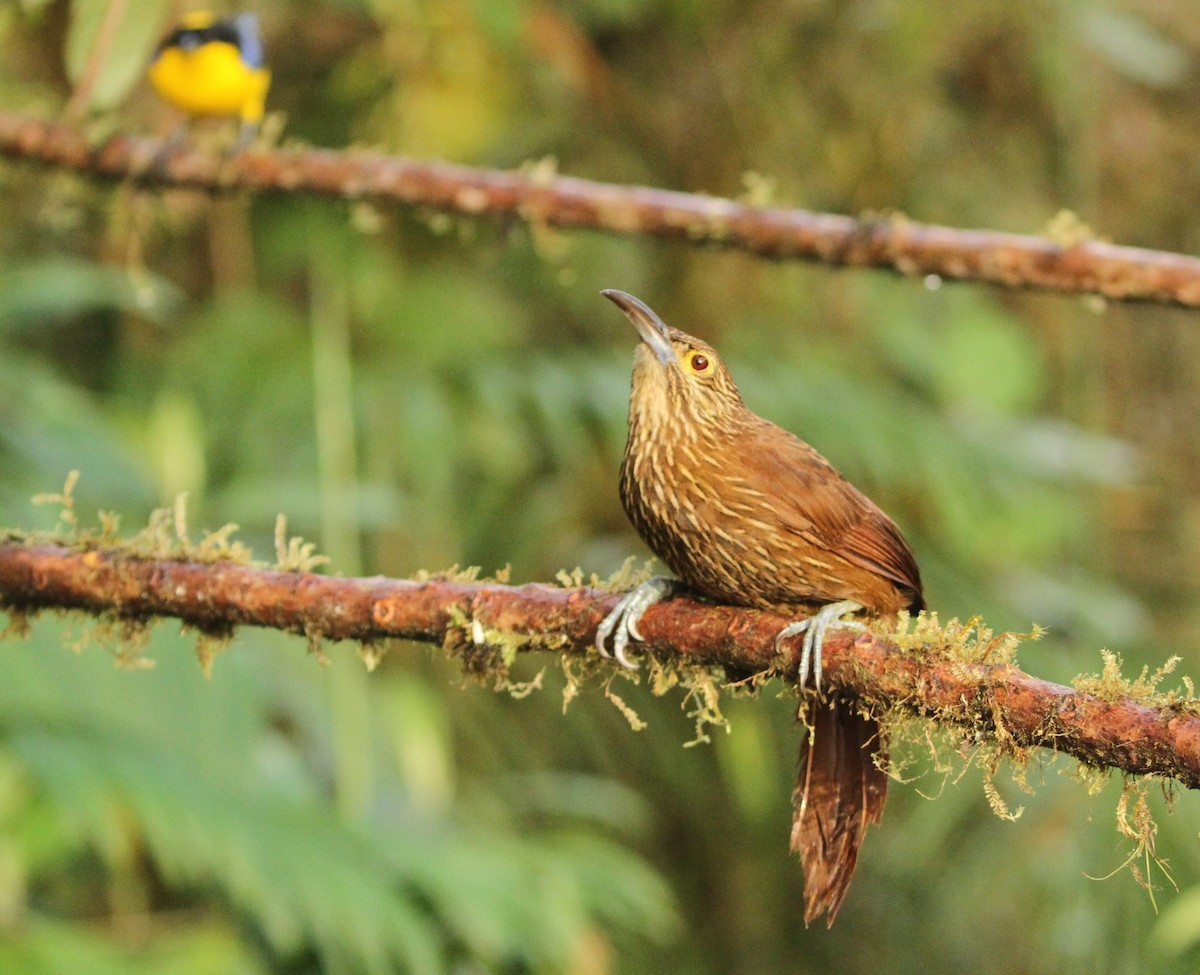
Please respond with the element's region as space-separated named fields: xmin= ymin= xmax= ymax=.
xmin=624 ymin=484 xmax=844 ymax=611
xmin=150 ymin=47 xmax=266 ymax=116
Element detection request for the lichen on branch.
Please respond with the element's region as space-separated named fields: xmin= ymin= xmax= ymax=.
xmin=1 ymin=528 xmax=1199 ymax=791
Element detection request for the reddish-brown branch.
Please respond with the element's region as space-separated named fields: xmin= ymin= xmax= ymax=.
xmin=4 ymin=111 xmax=1200 ymax=306
xmin=2 ymin=541 xmax=1199 ymax=788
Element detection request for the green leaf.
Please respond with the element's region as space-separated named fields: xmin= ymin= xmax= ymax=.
xmin=1078 ymin=8 xmax=1190 ymax=88
xmin=0 ymin=258 xmax=183 ymax=332
xmin=65 ymin=0 xmax=173 ymax=112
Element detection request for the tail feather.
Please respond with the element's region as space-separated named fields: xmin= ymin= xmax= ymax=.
xmin=791 ymin=700 xmax=887 ymax=926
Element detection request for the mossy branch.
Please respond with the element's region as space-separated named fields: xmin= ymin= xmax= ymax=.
xmin=2 ymin=538 xmax=1199 ymax=788
xmin=5 ymin=110 xmax=1200 ymax=306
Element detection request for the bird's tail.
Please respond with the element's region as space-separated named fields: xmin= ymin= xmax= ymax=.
xmin=791 ymin=699 xmax=888 ymax=926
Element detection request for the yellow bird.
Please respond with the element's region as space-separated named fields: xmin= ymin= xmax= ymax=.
xmin=148 ymin=11 xmax=270 ymax=136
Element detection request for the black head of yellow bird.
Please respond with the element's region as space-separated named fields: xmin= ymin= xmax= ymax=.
xmin=148 ymin=11 xmax=270 ymax=136
xmin=596 ymin=289 xmax=924 ymax=926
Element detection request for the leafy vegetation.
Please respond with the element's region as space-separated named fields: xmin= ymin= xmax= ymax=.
xmin=3 ymin=0 xmax=1200 ymax=972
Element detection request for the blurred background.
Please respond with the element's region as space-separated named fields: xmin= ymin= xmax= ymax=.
xmin=2 ymin=0 xmax=1200 ymax=972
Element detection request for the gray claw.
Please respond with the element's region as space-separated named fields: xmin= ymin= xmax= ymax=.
xmin=774 ymin=600 xmax=864 ymax=690
xmin=595 ymin=576 xmax=678 ymax=670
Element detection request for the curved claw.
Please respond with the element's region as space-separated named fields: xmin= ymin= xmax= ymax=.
xmin=595 ymin=576 xmax=679 ymax=670
xmin=774 ymin=600 xmax=864 ymax=690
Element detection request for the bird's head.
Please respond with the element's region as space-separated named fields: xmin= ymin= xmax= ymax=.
xmin=179 ymin=10 xmax=217 ymax=31
xmin=602 ymin=289 xmax=745 ymax=431
xmin=152 ymin=11 xmax=265 ymax=66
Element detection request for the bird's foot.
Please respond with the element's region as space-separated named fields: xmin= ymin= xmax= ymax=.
xmin=147 ymin=124 xmax=188 ymax=177
xmin=230 ymin=121 xmax=260 ymax=155
xmin=595 ymin=576 xmax=679 ymax=670
xmin=775 ymin=600 xmax=864 ymax=690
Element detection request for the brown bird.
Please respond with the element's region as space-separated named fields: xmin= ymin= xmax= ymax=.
xmin=596 ymin=289 xmax=923 ymax=926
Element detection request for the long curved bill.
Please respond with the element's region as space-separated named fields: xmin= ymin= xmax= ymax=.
xmin=601 ymin=289 xmax=676 ymax=367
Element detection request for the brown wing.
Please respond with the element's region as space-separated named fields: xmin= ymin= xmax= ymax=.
xmin=738 ymin=419 xmax=923 ymax=610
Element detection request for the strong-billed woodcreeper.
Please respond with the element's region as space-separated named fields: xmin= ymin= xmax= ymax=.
xmin=596 ymin=289 xmax=923 ymax=925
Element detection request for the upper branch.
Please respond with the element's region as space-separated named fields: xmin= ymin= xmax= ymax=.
xmin=4 ymin=111 xmax=1200 ymax=306
xmin=2 ymin=541 xmax=1198 ymax=788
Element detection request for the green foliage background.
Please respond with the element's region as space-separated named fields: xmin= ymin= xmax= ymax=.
xmin=3 ymin=0 xmax=1200 ymax=972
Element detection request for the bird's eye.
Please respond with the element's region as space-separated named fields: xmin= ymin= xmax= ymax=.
xmin=688 ymin=353 xmax=710 ymax=373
